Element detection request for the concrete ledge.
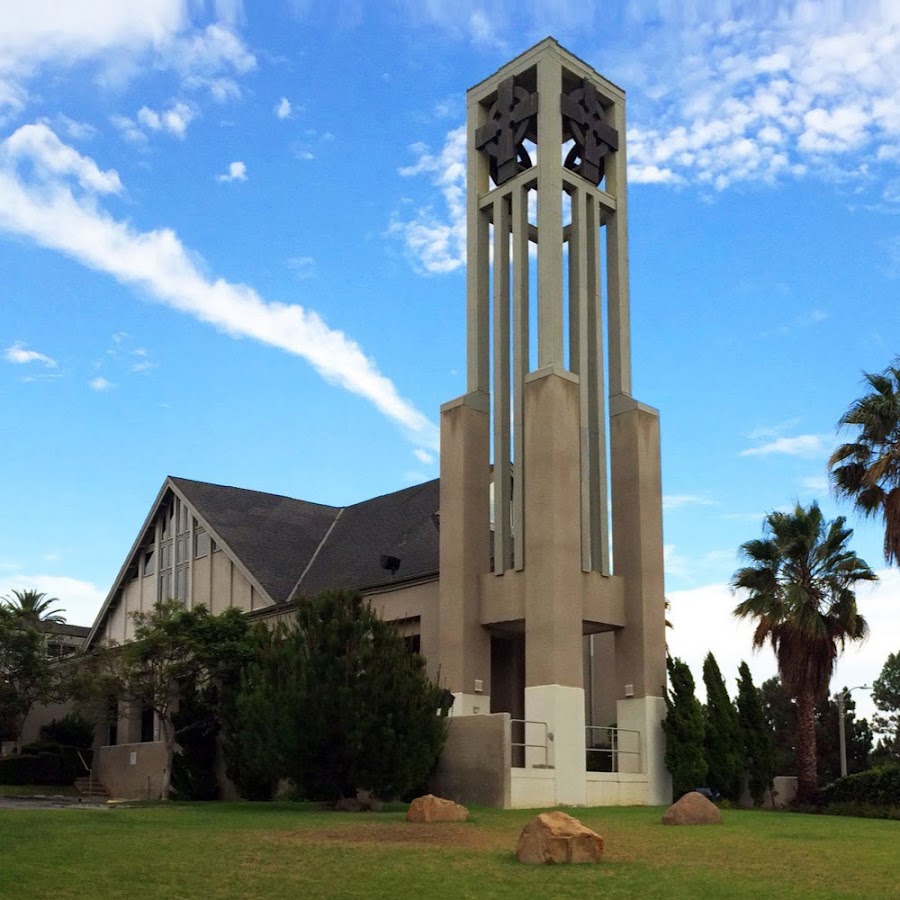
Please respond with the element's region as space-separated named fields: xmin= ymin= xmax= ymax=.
xmin=440 ymin=390 xmax=490 ymax=414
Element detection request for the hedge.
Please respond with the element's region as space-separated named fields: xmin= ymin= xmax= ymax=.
xmin=823 ymin=765 xmax=900 ymax=806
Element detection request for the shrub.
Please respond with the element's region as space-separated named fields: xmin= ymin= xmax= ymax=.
xmin=40 ymin=712 xmax=95 ymax=749
xmin=20 ymin=741 xmax=92 ymax=783
xmin=0 ymin=754 xmax=42 ymax=785
xmin=823 ymin=764 xmax=900 ymax=807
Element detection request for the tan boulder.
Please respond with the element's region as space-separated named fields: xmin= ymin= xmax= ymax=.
xmin=406 ymin=794 xmax=468 ymax=823
xmin=515 ymin=810 xmax=604 ymax=864
xmin=662 ymin=791 xmax=723 ymax=825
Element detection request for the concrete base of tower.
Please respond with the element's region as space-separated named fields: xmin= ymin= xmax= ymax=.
xmin=617 ymin=695 xmax=672 ymax=805
xmin=524 ymin=684 xmax=587 ymax=805
xmin=450 ymin=692 xmax=491 ymax=717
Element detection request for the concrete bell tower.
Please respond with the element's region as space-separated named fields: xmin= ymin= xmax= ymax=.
xmin=438 ymin=38 xmax=669 ymax=806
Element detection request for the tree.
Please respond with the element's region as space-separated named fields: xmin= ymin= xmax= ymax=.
xmin=662 ymin=655 xmax=706 ymax=800
xmin=829 ymin=359 xmax=900 ymax=565
xmin=872 ymin=651 xmax=900 ymax=762
xmin=736 ymin=661 xmax=775 ymax=807
xmin=733 ymin=502 xmax=875 ymax=801
xmin=1 ymin=589 xmax=66 ymax=627
xmin=78 ymin=600 xmax=253 ymax=799
xmin=702 ymin=653 xmax=743 ymax=802
xmin=0 ymin=607 xmax=55 ymax=750
xmin=223 ymin=590 xmax=451 ymax=802
xmin=760 ymin=676 xmax=797 ymax=776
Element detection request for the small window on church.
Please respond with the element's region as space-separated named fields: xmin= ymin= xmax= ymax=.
xmin=143 ymin=548 xmax=155 ymax=576
xmin=194 ymin=531 xmax=211 ymax=559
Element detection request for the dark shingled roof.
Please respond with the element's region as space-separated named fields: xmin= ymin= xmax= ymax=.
xmin=168 ymin=477 xmax=440 ymax=604
xmin=170 ymin=477 xmax=340 ymax=604
xmin=296 ymin=479 xmax=440 ymax=597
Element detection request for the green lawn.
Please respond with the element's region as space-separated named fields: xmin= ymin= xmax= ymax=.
xmin=0 ymin=802 xmax=897 ymax=899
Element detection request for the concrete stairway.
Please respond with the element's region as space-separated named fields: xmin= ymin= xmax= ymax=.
xmin=74 ymin=777 xmax=110 ymax=799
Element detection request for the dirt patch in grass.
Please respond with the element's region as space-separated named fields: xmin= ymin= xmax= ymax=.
xmin=271 ymin=821 xmax=514 ymax=852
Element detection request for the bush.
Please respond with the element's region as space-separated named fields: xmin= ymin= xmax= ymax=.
xmin=0 ymin=754 xmax=42 ymax=785
xmin=40 ymin=712 xmax=95 ymax=749
xmin=823 ymin=764 xmax=900 ymax=807
xmin=20 ymin=741 xmax=92 ymax=784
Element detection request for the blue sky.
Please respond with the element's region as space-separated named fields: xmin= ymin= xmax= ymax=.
xmin=1 ymin=1 xmax=898 ymax=721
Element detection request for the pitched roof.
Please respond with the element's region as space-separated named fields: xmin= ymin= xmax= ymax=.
xmin=295 ymin=478 xmax=440 ymax=597
xmin=170 ymin=477 xmax=340 ymax=605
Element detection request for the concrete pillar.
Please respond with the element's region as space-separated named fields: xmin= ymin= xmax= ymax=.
xmin=438 ymin=390 xmax=492 ymax=715
xmin=522 ymin=369 xmax=587 ymax=804
xmin=609 ymin=395 xmax=667 ymax=701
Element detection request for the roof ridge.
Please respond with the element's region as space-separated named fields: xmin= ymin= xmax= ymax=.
xmin=289 ymin=506 xmax=345 ymax=601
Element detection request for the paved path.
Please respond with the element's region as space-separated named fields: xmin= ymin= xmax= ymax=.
xmin=0 ymin=795 xmax=109 ymax=810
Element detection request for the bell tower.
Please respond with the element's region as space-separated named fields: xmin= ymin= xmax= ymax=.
xmin=438 ymin=38 xmax=669 ymax=805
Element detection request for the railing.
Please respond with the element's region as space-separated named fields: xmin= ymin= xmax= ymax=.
xmin=76 ymin=750 xmax=97 ymax=798
xmin=585 ymin=725 xmax=641 ymax=773
xmin=510 ymin=718 xmax=551 ymax=768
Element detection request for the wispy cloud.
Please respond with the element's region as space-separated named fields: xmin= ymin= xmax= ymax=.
xmin=287 ymin=256 xmax=315 ymax=279
xmin=800 ymin=474 xmax=830 ymax=493
xmin=390 ymin=125 xmax=466 ymax=273
xmin=0 ymin=123 xmax=438 ymax=451
xmin=4 ymin=341 xmax=56 ymax=367
xmin=0 ymin=8 xmax=254 ymax=117
xmin=413 ymin=448 xmax=435 ymax=465
xmin=114 ymin=101 xmax=196 ymax=141
xmin=663 ymin=494 xmax=717 ymax=512
xmin=275 ymin=97 xmax=292 ymax=119
xmin=89 ymin=376 xmax=114 ymax=392
xmin=740 ymin=433 xmax=830 ymax=458
xmin=217 ymin=160 xmax=247 ymax=182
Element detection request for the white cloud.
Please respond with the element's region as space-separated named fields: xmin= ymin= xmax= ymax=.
xmin=663 ymin=494 xmax=716 ymax=512
xmin=4 ymin=123 xmax=122 ymax=193
xmin=217 ymin=160 xmax=246 ymax=182
xmin=134 ymin=101 xmax=196 ymax=139
xmin=800 ymin=474 xmax=830 ymax=493
xmin=0 ymin=4 xmax=254 ymax=113
xmin=4 ymin=341 xmax=56 ymax=367
xmin=275 ymin=97 xmax=292 ymax=119
xmin=413 ymin=448 xmax=435 ymax=465
xmin=0 ymin=124 xmax=439 ymax=451
xmin=287 ymin=255 xmax=315 ymax=279
xmin=390 ymin=124 xmax=466 ymax=273
xmin=0 ymin=573 xmax=105 ymax=628
xmin=670 ymin=569 xmax=900 ymax=724
xmin=740 ymin=433 xmax=830 ymax=458
xmin=89 ymin=376 xmax=114 ymax=391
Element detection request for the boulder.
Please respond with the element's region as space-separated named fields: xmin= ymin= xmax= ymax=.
xmin=662 ymin=791 xmax=723 ymax=825
xmin=406 ymin=794 xmax=468 ymax=823
xmin=515 ymin=810 xmax=604 ymax=864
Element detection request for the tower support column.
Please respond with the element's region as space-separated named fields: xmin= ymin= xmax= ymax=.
xmin=438 ymin=390 xmax=492 ymax=715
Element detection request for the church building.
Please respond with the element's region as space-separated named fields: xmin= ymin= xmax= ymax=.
xmin=78 ymin=38 xmax=670 ymax=807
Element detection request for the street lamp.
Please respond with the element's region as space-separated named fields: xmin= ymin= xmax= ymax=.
xmin=836 ymin=684 xmax=870 ymax=778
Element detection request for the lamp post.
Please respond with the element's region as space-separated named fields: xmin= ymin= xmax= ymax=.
xmin=836 ymin=685 xmax=869 ymax=778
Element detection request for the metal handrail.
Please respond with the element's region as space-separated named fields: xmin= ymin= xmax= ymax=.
xmin=510 ymin=718 xmax=550 ymax=768
xmin=585 ymin=725 xmax=641 ymax=772
xmin=76 ymin=749 xmax=96 ymax=798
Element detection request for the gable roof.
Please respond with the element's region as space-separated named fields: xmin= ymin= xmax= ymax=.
xmin=88 ymin=475 xmax=442 ymax=645
xmin=295 ymin=478 xmax=440 ymax=597
xmin=170 ymin=477 xmax=339 ymax=605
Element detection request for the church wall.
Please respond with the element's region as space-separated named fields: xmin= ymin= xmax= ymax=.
xmin=192 ymin=554 xmax=212 ymax=609
xmin=366 ymin=579 xmax=439 ymax=678
xmin=231 ymin=566 xmax=253 ymax=611
xmin=210 ymin=551 xmax=233 ymax=613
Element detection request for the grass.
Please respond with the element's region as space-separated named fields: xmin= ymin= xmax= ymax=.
xmin=0 ymin=802 xmax=897 ymax=899
xmin=0 ymin=783 xmax=80 ymax=797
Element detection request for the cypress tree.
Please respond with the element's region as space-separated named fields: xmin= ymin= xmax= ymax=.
xmin=662 ymin=655 xmax=706 ymax=799
xmin=736 ymin=661 xmax=775 ymax=807
xmin=702 ymin=652 xmax=744 ymax=802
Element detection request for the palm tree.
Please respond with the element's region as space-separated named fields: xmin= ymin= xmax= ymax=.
xmin=1 ymin=589 xmax=66 ymax=627
xmin=732 ymin=502 xmax=874 ymax=801
xmin=829 ymin=360 xmax=900 ymax=565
